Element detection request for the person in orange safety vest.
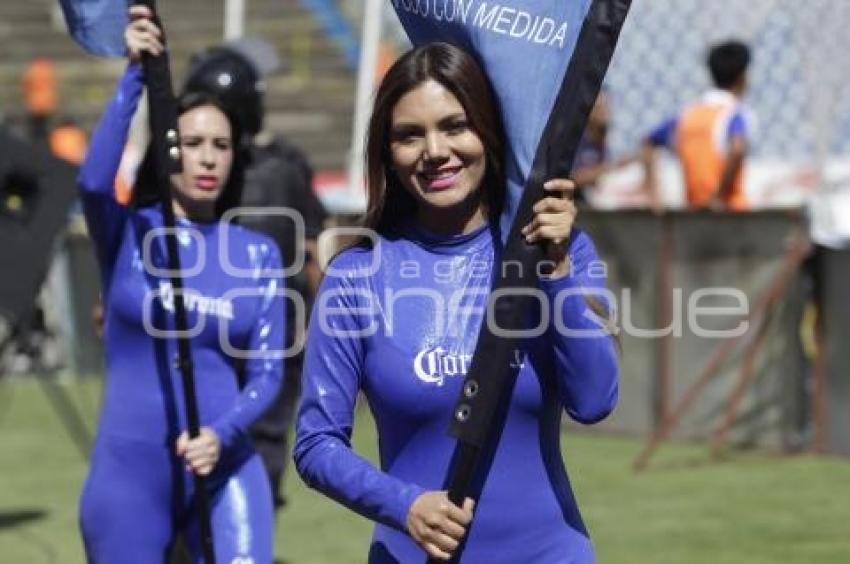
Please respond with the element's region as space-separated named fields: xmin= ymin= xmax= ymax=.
xmin=642 ymin=40 xmax=753 ymax=212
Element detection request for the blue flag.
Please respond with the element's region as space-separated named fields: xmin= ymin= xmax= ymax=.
xmin=391 ymin=0 xmax=595 ymax=235
xmin=59 ymin=0 xmax=128 ymax=57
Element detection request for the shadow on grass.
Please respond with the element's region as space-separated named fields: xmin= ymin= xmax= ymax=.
xmin=0 ymin=508 xmax=48 ymax=529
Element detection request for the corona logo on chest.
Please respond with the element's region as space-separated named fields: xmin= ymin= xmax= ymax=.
xmin=414 ymin=347 xmax=524 ymax=386
xmin=414 ymin=347 xmax=473 ymax=386
xmin=157 ymin=281 xmax=234 ymax=321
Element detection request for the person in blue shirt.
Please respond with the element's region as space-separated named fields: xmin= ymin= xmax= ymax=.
xmin=295 ymin=42 xmax=619 ymax=563
xmin=77 ymin=7 xmax=284 ymax=562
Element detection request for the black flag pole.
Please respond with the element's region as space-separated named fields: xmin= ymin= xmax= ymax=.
xmin=429 ymin=1 xmax=632 ymax=562
xmin=134 ymin=1 xmax=216 ymax=562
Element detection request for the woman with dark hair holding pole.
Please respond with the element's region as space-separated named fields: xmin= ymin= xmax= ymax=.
xmin=295 ymin=43 xmax=619 ymax=563
xmin=77 ymin=6 xmax=283 ymax=562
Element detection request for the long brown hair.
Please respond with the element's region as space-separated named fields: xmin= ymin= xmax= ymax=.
xmin=364 ymin=42 xmax=505 ymax=234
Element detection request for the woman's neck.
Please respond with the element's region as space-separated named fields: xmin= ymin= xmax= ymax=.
xmin=171 ymin=197 xmax=215 ymax=223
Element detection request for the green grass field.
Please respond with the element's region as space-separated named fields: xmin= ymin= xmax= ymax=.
xmin=1 ymin=377 xmax=849 ymax=563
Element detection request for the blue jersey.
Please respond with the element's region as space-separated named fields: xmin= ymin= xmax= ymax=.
xmin=78 ymin=63 xmax=285 ymax=458
xmin=295 ymin=223 xmax=618 ymax=563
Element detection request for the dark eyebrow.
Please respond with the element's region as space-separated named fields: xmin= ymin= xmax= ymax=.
xmin=180 ymin=134 xmax=230 ymax=141
xmin=391 ymin=121 xmax=424 ymax=130
xmin=390 ymin=123 xmax=424 ymax=139
xmin=438 ymin=113 xmax=469 ymax=126
xmin=391 ymin=112 xmax=467 ymax=131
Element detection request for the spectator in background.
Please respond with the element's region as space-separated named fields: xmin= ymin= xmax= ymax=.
xmin=22 ymin=58 xmax=58 ymax=143
xmin=21 ymin=59 xmax=89 ymax=166
xmin=181 ymin=41 xmax=328 ymax=528
xmin=641 ymin=40 xmax=753 ymax=212
xmin=571 ymin=89 xmax=637 ymax=206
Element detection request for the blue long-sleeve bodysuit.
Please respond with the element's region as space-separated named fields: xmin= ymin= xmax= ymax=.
xmin=78 ymin=64 xmax=284 ymax=563
xmin=295 ymin=222 xmax=619 ymax=563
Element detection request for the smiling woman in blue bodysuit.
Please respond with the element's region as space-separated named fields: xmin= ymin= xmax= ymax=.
xmin=295 ymin=43 xmax=619 ymax=563
xmin=77 ymin=6 xmax=283 ymax=562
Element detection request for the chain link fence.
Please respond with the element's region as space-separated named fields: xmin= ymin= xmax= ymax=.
xmin=604 ymin=0 xmax=850 ymax=162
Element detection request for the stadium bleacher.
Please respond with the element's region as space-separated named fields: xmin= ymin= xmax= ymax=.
xmin=0 ymin=0 xmax=356 ymax=171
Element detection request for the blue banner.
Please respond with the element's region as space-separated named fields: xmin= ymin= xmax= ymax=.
xmin=59 ymin=0 xmax=128 ymax=57
xmin=391 ymin=0 xmax=594 ymax=234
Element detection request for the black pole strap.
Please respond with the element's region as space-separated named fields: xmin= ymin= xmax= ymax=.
xmin=134 ymin=1 xmax=215 ymax=562
xmin=431 ymin=1 xmax=632 ymax=561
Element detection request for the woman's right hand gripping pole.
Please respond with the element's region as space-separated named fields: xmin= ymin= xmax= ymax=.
xmin=407 ymin=491 xmax=475 ymax=561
